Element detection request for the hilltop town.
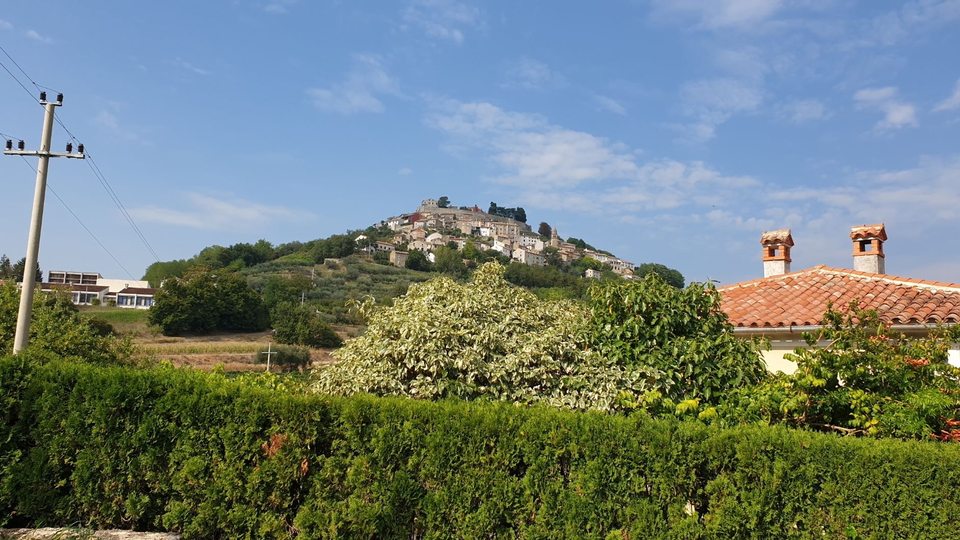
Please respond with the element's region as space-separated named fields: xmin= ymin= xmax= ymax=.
xmin=364 ymin=198 xmax=637 ymax=278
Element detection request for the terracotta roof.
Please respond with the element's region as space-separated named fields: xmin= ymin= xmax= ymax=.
xmin=41 ymin=283 xmax=109 ymax=293
xmin=718 ymin=266 xmax=960 ymax=328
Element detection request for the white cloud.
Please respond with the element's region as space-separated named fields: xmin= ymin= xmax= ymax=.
xmin=502 ymin=57 xmax=566 ymax=90
xmin=425 ymin=99 xmax=637 ymax=189
xmin=859 ymin=0 xmax=960 ymax=46
xmin=264 ymin=0 xmax=298 ymax=14
xmin=933 ymin=78 xmax=960 ymax=112
xmin=130 ymin=192 xmax=314 ymax=230
xmin=678 ymin=78 xmax=765 ymax=142
xmin=425 ymin=99 xmax=764 ymax=225
xmin=648 ymin=0 xmax=784 ymax=30
xmin=306 ymin=54 xmax=401 ymax=114
xmin=0 ymin=19 xmax=12 ymax=30
xmin=398 ymin=167 xmax=413 ymax=175
xmin=854 ymin=86 xmax=918 ymax=130
xmin=173 ymin=58 xmax=210 ymax=76
xmin=783 ymin=99 xmax=829 ymax=124
xmin=769 ymin=157 xmax=960 ymax=227
xmin=595 ymin=95 xmax=627 ymax=116
xmin=26 ymin=30 xmax=52 ymax=43
xmin=402 ymin=0 xmax=481 ymax=43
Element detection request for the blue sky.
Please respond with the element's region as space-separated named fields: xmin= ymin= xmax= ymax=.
xmin=1 ymin=1 xmax=959 ymax=285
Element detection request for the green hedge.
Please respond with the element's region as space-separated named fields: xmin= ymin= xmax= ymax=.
xmin=2 ymin=357 xmax=960 ymax=539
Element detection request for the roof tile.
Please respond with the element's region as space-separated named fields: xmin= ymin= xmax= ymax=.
xmin=719 ymin=266 xmax=960 ymax=328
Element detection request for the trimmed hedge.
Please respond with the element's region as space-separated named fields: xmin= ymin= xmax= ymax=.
xmin=2 ymin=357 xmax=960 ymax=539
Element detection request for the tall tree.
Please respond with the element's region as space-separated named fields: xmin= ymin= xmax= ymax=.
xmin=633 ymin=263 xmax=684 ymax=289
xmin=0 ymin=255 xmax=12 ymax=280
xmin=12 ymin=258 xmax=42 ymax=283
xmin=537 ymin=222 xmax=552 ymax=238
xmin=148 ymin=266 xmax=269 ymax=336
xmin=437 ymin=196 xmax=450 ymax=208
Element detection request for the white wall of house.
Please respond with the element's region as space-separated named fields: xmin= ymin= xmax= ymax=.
xmin=97 ymin=278 xmax=149 ymax=293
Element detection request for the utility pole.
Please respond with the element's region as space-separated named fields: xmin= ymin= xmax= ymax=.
xmin=4 ymin=92 xmax=85 ymax=354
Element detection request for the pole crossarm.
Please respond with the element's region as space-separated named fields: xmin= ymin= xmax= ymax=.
xmin=4 ymin=92 xmax=85 ymax=354
xmin=4 ymin=150 xmax=85 ymax=159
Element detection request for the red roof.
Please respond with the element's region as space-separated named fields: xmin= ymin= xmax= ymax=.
xmin=718 ymin=266 xmax=960 ymax=328
xmin=41 ymin=283 xmax=109 ymax=293
xmin=118 ymin=287 xmax=157 ymax=295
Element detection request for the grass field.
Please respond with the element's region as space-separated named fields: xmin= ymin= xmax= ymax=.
xmin=77 ymin=306 xmax=150 ymax=324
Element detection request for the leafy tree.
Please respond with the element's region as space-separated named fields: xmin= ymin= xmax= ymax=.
xmin=437 ymin=196 xmax=450 ymax=208
xmin=537 ymin=222 xmax=552 ymax=238
xmin=271 ymin=301 xmax=343 ymax=349
xmin=566 ymin=237 xmax=596 ymax=251
xmin=404 ymin=250 xmax=432 ymax=272
xmin=588 ymin=274 xmax=767 ymax=407
xmin=462 ymin=240 xmax=481 ymax=260
xmin=0 ymin=254 xmax=12 ymax=279
xmin=432 ymin=246 xmax=467 ymax=278
xmin=148 ymin=266 xmax=269 ymax=336
xmin=0 ymin=281 xmax=135 ymax=364
xmin=12 ymin=258 xmax=42 ymax=283
xmin=142 ymin=259 xmax=192 ymax=287
xmin=724 ymin=303 xmax=960 ymax=439
xmin=514 ymin=207 xmax=527 ymax=223
xmin=311 ymin=234 xmax=355 ymax=263
xmin=634 ymin=263 xmax=685 ymax=289
xmin=313 ymin=262 xmax=649 ymax=411
xmin=487 ymin=202 xmax=528 ymax=223
xmin=542 ymin=246 xmax=563 ymax=269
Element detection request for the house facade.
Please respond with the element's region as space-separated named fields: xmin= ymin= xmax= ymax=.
xmin=719 ymin=225 xmax=960 ymax=373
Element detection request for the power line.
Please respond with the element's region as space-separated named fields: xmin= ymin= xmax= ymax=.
xmin=10 ymin=153 xmax=137 ymax=280
xmin=0 ymin=45 xmax=162 ymax=266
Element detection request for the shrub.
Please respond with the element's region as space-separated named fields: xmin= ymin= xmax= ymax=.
xmin=270 ymin=302 xmax=343 ymax=349
xmin=723 ymin=302 xmax=960 ymax=439
xmin=3 ymin=358 xmax=960 ymax=539
xmin=588 ymin=274 xmax=767 ymax=407
xmin=313 ymin=262 xmax=648 ymax=411
xmin=255 ymin=344 xmax=311 ymax=372
xmin=0 ymin=281 xmax=134 ymax=365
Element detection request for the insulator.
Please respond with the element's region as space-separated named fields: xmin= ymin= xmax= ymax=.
xmin=56 ymin=93 xmax=63 ymax=103
xmin=40 ymin=91 xmax=46 ymax=102
xmin=66 ymin=143 xmax=73 ymax=153
xmin=5 ymin=140 xmax=11 ymax=151
xmin=18 ymin=140 xmax=25 ymax=151
xmin=77 ymin=143 xmax=84 ymax=154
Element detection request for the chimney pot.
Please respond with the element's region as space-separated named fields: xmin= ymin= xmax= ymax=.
xmin=761 ymin=229 xmax=794 ymax=277
xmin=850 ymin=223 xmax=886 ymax=274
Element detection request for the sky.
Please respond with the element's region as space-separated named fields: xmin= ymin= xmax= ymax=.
xmin=0 ymin=1 xmax=959 ymax=286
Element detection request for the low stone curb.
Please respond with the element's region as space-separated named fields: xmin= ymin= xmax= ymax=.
xmin=0 ymin=529 xmax=181 ymax=540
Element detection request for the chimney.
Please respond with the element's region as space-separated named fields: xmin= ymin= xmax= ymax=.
xmin=850 ymin=223 xmax=886 ymax=274
xmin=761 ymin=229 xmax=794 ymax=277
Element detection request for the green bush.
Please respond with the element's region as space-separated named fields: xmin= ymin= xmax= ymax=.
xmin=270 ymin=302 xmax=343 ymax=349
xmin=0 ymin=282 xmax=135 ymax=365
xmin=2 ymin=358 xmax=960 ymax=539
xmin=255 ymin=344 xmax=311 ymax=372
xmin=314 ymin=262 xmax=647 ymax=411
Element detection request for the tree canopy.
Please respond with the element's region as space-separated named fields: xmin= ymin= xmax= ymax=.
xmin=588 ymin=274 xmax=767 ymax=406
xmin=148 ymin=266 xmax=269 ymax=336
xmin=487 ymin=202 xmax=527 ymax=223
xmin=633 ymin=263 xmax=684 ymax=289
